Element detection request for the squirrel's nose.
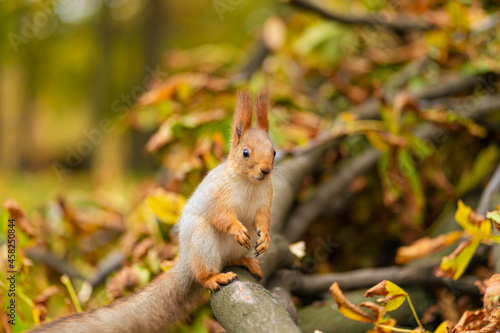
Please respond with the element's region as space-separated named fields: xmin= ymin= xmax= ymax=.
xmin=261 ymin=167 xmax=271 ymax=175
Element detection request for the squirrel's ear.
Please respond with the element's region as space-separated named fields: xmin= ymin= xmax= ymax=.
xmin=255 ymin=89 xmax=269 ymax=132
xmin=232 ymin=90 xmax=253 ymax=148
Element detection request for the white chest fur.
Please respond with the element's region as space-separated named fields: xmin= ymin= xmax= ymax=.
xmin=230 ymin=179 xmax=268 ymax=227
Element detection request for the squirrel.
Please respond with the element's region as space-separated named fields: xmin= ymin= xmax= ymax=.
xmin=29 ymin=89 xmax=275 ymax=332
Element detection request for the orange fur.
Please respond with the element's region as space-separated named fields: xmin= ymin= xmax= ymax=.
xmin=208 ymin=188 xmax=251 ymax=248
xmin=255 ymin=89 xmax=269 ymax=132
xmin=196 ymin=272 xmax=239 ymax=291
xmin=254 ymin=187 xmax=272 ymax=256
xmin=232 ymin=90 xmax=253 ymax=148
xmin=231 ymin=258 xmax=263 ymax=279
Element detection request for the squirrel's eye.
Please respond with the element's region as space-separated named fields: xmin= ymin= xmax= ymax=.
xmin=243 ymin=149 xmax=250 ymax=158
xmin=273 ymin=150 xmax=276 ymax=157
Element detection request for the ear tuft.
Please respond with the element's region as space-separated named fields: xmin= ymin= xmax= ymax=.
xmin=232 ymin=90 xmax=253 ymax=148
xmin=255 ymin=89 xmax=269 ymax=132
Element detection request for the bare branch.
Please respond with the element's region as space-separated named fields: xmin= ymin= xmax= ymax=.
xmin=285 ymin=263 xmax=480 ymax=297
xmin=477 ymin=161 xmax=500 ymax=274
xmin=285 ymin=0 xmax=436 ymax=32
xmin=285 ymin=148 xmax=381 ymax=243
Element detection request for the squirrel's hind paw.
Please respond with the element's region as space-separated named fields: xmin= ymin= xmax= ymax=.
xmin=201 ymin=272 xmax=239 ymax=291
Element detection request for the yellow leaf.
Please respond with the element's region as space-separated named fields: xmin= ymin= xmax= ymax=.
xmin=382 ymin=281 xmax=408 ymax=311
xmin=366 ymin=131 xmax=391 ymax=152
xmin=146 ymin=189 xmax=186 ymax=225
xmin=438 ymin=238 xmax=481 ymax=280
xmin=455 ymin=200 xmax=475 ymax=233
xmin=365 ymin=280 xmax=408 ymax=312
xmin=433 ymin=320 xmax=451 ymax=333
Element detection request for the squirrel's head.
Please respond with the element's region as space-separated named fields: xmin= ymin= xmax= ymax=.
xmin=228 ymin=89 xmax=275 ymax=182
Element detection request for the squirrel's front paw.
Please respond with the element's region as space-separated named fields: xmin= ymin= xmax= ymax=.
xmin=255 ymin=229 xmax=270 ymax=256
xmin=229 ymin=222 xmax=251 ymax=249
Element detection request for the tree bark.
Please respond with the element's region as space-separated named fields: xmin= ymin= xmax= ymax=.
xmin=211 ymin=267 xmax=301 ymax=333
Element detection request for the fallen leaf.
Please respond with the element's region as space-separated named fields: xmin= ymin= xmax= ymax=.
xmin=3 ymin=198 xmax=36 ymax=238
xmin=365 ymin=280 xmax=408 ymax=311
xmin=146 ymin=188 xmax=186 ymax=225
xmin=330 ymin=282 xmax=373 ymax=323
xmin=486 ymin=210 xmax=500 ymax=233
xmin=437 ymin=238 xmax=480 ymax=280
xmin=395 ymin=230 xmax=464 ymax=264
xmin=106 ymin=267 xmax=139 ymax=300
xmin=483 ymin=274 xmax=500 ymax=312
xmin=360 ymin=301 xmax=387 ymax=322
xmin=132 ymin=238 xmax=155 ymax=263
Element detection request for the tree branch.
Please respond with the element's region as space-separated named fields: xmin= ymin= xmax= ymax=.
xmin=285 ymin=0 xmax=435 ymax=32
xmin=285 ymin=263 xmax=480 ymax=297
xmin=284 ymin=147 xmax=381 ymax=243
xmin=265 ymin=270 xmax=299 ymax=323
xmin=211 ymin=267 xmax=301 ymax=333
xmin=477 ymin=161 xmax=500 ymax=274
xmin=233 ymin=38 xmax=270 ymax=82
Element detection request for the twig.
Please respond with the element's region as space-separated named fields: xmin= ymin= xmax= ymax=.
xmin=477 ymin=162 xmax=500 ymax=215
xmin=285 ymin=0 xmax=435 ymax=32
xmin=90 ymin=250 xmax=125 ymax=287
xmin=354 ymin=72 xmax=500 ymax=119
xmin=25 ymin=248 xmax=87 ymax=281
xmin=285 ymin=263 xmax=480 ymax=297
xmin=233 ymin=38 xmax=271 ymax=82
xmin=477 ymin=161 xmax=500 ymax=274
xmin=284 ymin=147 xmax=381 ymax=243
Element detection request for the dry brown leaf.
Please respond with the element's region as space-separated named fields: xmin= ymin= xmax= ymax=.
xmin=132 ymin=238 xmax=155 ymax=263
xmin=360 ymin=301 xmax=386 ymax=321
xmin=394 ymin=91 xmax=419 ymax=115
xmin=33 ymin=286 xmax=60 ymax=323
xmin=483 ymin=274 xmax=500 ymax=312
xmin=3 ymin=198 xmax=36 ymax=238
xmin=469 ymin=210 xmax=487 ymax=226
xmin=377 ymin=294 xmax=407 ymax=306
xmin=453 ymin=309 xmax=487 ymax=332
xmin=479 ymin=308 xmax=500 ymax=333
xmin=106 ymin=267 xmax=139 ymax=300
xmin=330 ymin=282 xmax=373 ymax=323
xmin=365 ymin=280 xmax=389 ymax=298
xmin=1 ymin=311 xmax=13 ymax=333
xmin=182 ymin=109 xmax=226 ymax=128
xmin=144 ymin=116 xmax=179 ymax=154
xmin=136 ymin=73 xmax=228 ymax=107
xmin=331 ymin=76 xmax=369 ymax=103
xmin=366 ymin=41 xmax=427 ymax=64
xmin=395 ymin=231 xmax=464 ymax=264
xmin=157 ymin=243 xmax=177 ymax=261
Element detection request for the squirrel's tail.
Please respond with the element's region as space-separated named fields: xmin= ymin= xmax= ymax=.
xmin=29 ymin=261 xmax=203 ymax=333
